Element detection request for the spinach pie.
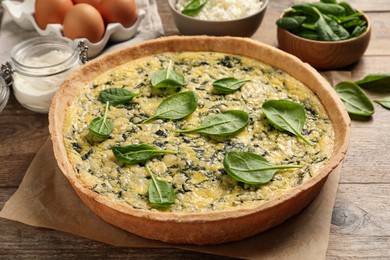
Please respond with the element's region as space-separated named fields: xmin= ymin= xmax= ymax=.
xmin=49 ymin=36 xmax=350 ymax=245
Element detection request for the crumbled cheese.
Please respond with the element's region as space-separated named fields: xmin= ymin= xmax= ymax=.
xmin=176 ymin=0 xmax=264 ymax=21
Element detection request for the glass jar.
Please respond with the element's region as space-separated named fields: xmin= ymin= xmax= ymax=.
xmin=0 ymin=36 xmax=88 ymax=113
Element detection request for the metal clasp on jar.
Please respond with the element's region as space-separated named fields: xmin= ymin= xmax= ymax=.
xmin=77 ymin=41 xmax=89 ymax=64
xmin=0 ymin=62 xmax=12 ymax=112
xmin=0 ymin=62 xmax=14 ymax=88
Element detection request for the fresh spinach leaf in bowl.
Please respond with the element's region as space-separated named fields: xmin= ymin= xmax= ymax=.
xmin=276 ymin=0 xmax=367 ymax=41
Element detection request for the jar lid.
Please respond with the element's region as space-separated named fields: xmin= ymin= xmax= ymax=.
xmin=10 ymin=36 xmax=80 ymax=77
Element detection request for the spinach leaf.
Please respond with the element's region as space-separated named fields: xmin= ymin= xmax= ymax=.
xmin=339 ymin=1 xmax=357 ymax=16
xmin=324 ymin=15 xmax=350 ymax=40
xmin=223 ymin=151 xmax=302 ymax=185
xmin=301 ymin=22 xmax=317 ymax=31
xmin=212 ymin=77 xmax=251 ymax=94
xmin=151 ymin=60 xmax=185 ymax=89
xmin=314 ymin=7 xmax=341 ymax=41
xmin=112 ymin=144 xmax=177 ymax=164
xmin=291 ymin=3 xmax=319 ymax=18
xmin=88 ymin=101 xmax=113 ymax=139
xmin=312 ymin=2 xmax=346 ymax=16
xmin=146 ymin=165 xmax=175 ymax=207
xmin=262 ymin=100 xmax=313 ymax=146
xmin=350 ymin=25 xmax=367 ymax=38
xmin=100 ymin=88 xmax=138 ymax=106
xmin=335 ymin=81 xmax=375 ymax=117
xmin=277 ymin=1 xmax=366 ymax=41
xmin=143 ymin=91 xmax=198 ymax=123
xmin=294 ymin=29 xmax=320 ymax=40
xmin=182 ymin=0 xmax=208 ymax=17
xmin=355 ymin=74 xmax=390 ymax=88
xmin=374 ymin=97 xmax=390 ymax=110
xmin=276 ymin=16 xmax=307 ymax=30
xmin=176 ymin=110 xmax=249 ymax=137
xmin=341 ymin=17 xmax=366 ymax=29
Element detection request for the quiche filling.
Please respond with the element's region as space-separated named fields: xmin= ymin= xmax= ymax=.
xmin=63 ymin=51 xmax=334 ymax=213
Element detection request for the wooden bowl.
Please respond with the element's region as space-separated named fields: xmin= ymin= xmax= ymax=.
xmin=277 ymin=12 xmax=371 ymax=70
xmin=49 ymin=36 xmax=350 ymax=245
xmin=168 ymin=0 xmax=268 ymax=37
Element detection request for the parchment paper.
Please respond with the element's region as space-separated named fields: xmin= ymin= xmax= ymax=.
xmin=0 ymin=5 xmax=352 ymax=255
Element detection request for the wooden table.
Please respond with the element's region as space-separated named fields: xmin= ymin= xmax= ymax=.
xmin=1 ymin=1 xmax=389 ymax=258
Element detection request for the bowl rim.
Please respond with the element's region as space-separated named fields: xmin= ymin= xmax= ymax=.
xmin=168 ymin=0 xmax=269 ymax=23
xmin=277 ymin=10 xmax=371 ymax=44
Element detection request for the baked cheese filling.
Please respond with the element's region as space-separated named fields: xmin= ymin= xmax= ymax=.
xmin=63 ymin=52 xmax=334 ymax=213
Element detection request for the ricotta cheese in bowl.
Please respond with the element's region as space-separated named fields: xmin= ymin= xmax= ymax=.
xmin=168 ymin=0 xmax=268 ymax=37
xmin=176 ymin=0 xmax=264 ymax=21
xmin=49 ymin=36 xmax=350 ymax=245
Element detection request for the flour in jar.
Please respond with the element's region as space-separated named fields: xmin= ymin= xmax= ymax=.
xmin=13 ymin=50 xmax=80 ymax=113
xmin=176 ymin=0 xmax=264 ymax=21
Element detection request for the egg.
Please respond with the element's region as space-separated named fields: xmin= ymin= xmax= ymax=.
xmin=63 ymin=4 xmax=105 ymax=43
xmin=35 ymin=0 xmax=74 ymax=29
xmin=72 ymin=0 xmax=101 ymax=8
xmin=97 ymin=0 xmax=138 ymax=28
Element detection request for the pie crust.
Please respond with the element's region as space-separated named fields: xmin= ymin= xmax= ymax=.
xmin=49 ymin=36 xmax=350 ymax=245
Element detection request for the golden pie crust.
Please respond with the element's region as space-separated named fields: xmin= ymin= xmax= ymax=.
xmin=49 ymin=36 xmax=350 ymax=245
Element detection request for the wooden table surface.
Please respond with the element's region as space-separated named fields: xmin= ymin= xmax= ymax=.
xmin=1 ymin=1 xmax=389 ymax=259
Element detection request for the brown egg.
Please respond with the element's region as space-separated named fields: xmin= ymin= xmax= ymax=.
xmin=35 ymin=0 xmax=74 ymax=29
xmin=97 ymin=0 xmax=138 ymax=28
xmin=72 ymin=0 xmax=101 ymax=8
xmin=63 ymin=4 xmax=105 ymax=43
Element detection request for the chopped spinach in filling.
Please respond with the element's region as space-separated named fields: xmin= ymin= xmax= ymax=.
xmin=63 ymin=52 xmax=334 ymax=213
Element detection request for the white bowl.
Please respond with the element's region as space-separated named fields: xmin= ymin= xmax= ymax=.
xmin=168 ymin=0 xmax=268 ymax=37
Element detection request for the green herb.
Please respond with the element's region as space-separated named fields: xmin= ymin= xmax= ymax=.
xmin=301 ymin=21 xmax=317 ymax=31
xmin=182 ymin=0 xmax=208 ymax=17
xmin=99 ymin=88 xmax=138 ymax=106
xmin=276 ymin=16 xmax=307 ymax=30
xmin=340 ymin=14 xmax=366 ymax=28
xmin=146 ymin=165 xmax=175 ymax=207
xmin=320 ymin=0 xmax=337 ymax=4
xmin=350 ymin=25 xmax=367 ymax=38
xmin=355 ymin=74 xmax=390 ymax=88
xmin=291 ymin=3 xmax=319 ymax=18
xmin=374 ymin=97 xmax=390 ymax=110
xmin=314 ymin=8 xmax=340 ymax=41
xmin=87 ymin=101 xmax=113 ymax=139
xmin=276 ymin=0 xmax=366 ymax=41
xmin=335 ymin=81 xmax=374 ymax=117
xmin=315 ymin=7 xmax=350 ymax=41
xmin=143 ymin=91 xmax=198 ymax=123
xmin=294 ymin=29 xmax=320 ymax=40
xmin=212 ymin=77 xmax=251 ymax=94
xmin=312 ymin=2 xmax=346 ymax=16
xmin=151 ymin=60 xmax=185 ymax=89
xmin=223 ymin=151 xmax=302 ymax=185
xmin=262 ymin=100 xmax=313 ymax=146
xmin=176 ymin=110 xmax=249 ymax=137
xmin=339 ymin=1 xmax=356 ymax=16
xmin=112 ymin=144 xmax=177 ymax=164
xmin=325 ymin=13 xmax=350 ymax=39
